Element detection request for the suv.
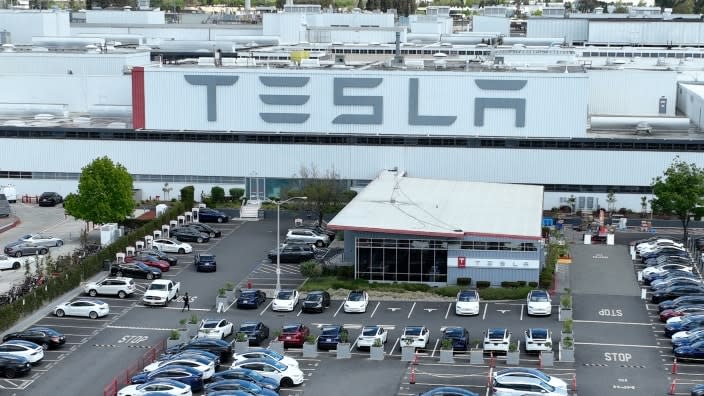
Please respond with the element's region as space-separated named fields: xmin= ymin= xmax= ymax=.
xmin=194 ymin=253 xmax=217 ymax=272
xmin=83 ymin=277 xmax=136 ymax=299
xmin=285 ymin=229 xmax=329 ymax=247
xmin=38 ymin=192 xmax=63 ymax=207
xmin=491 ymin=376 xmax=567 ymax=395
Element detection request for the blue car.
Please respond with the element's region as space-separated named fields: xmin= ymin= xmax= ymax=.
xmin=665 ymin=315 xmax=704 ymax=337
xmin=674 ymin=340 xmax=704 ymax=361
xmin=652 ymin=286 xmax=704 ymax=304
xmin=211 ymin=368 xmax=280 ymax=392
xmin=194 ymin=253 xmax=217 ymax=272
xmin=441 ymin=327 xmax=470 ymax=351
xmin=207 ymin=391 xmax=250 ymax=396
xmin=197 ymin=208 xmax=229 ymax=223
xmin=130 ymin=365 xmax=204 ymax=392
xmin=317 ymin=325 xmax=348 ymax=351
xmin=672 ymin=330 xmax=704 ymax=349
xmin=205 ymin=379 xmax=278 ymax=396
xmin=646 ymin=270 xmax=696 ymax=286
xmin=660 ymin=296 xmax=704 ymax=313
xmin=236 ymin=289 xmax=267 ymax=309
xmin=164 ymin=338 xmax=233 ymax=362
xmin=641 ymin=248 xmax=689 ymax=261
xmin=419 ymin=387 xmax=478 ymax=396
xmin=692 ymin=383 xmax=704 ymax=396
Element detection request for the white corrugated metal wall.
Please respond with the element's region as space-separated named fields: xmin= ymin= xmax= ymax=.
xmin=588 ymin=21 xmax=704 ymax=46
xmin=527 ymin=19 xmax=589 ymax=43
xmin=472 ymin=16 xmax=510 ymax=36
xmin=0 ymin=11 xmax=70 ymax=45
xmin=588 ymin=69 xmax=677 ymax=116
xmin=677 ymin=83 xmax=704 ymax=129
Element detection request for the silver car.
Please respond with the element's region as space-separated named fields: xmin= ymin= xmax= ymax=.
xmin=4 ymin=241 xmax=49 ymax=257
xmin=18 ymin=233 xmax=64 ymax=248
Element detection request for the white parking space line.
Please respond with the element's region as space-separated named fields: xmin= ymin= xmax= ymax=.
xmin=444 ymin=303 xmax=452 ymax=320
xmin=574 ymin=341 xmax=671 ymax=349
xmin=107 ymin=325 xmax=173 ymax=331
xmin=296 ymin=309 xmax=302 ymax=317
xmin=574 ymin=319 xmax=654 ymax=326
xmin=391 ymin=337 xmax=400 ymax=354
xmin=370 ymin=302 xmax=380 ymax=318
xmin=520 ymin=304 xmax=524 ymax=321
xmin=259 ymin=300 xmax=274 ymax=316
xmin=430 ymin=338 xmax=439 ymax=357
xmin=482 ymin=303 xmax=488 ymax=320
xmin=32 ymin=324 xmax=104 ymax=329
xmin=408 ymin=302 xmax=416 ymax=319
xmin=135 ymin=306 xmax=210 ymax=312
xmin=333 ymin=301 xmax=344 ymax=318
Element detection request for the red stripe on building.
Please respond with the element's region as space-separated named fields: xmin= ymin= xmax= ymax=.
xmin=131 ymin=66 xmax=145 ymax=129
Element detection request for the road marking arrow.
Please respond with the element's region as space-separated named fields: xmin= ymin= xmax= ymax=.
xmin=497 ymin=309 xmax=511 ymax=314
xmin=424 ymin=308 xmax=438 ymax=313
xmin=387 ymin=307 xmax=401 ymax=312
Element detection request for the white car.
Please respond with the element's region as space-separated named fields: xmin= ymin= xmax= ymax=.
xmin=455 ymin=289 xmax=480 ymax=316
xmin=144 ymin=356 xmax=215 ymax=379
xmin=0 ymin=254 xmax=22 ymax=270
xmin=524 ymin=328 xmax=553 ymax=353
xmin=152 ymin=238 xmax=193 ymax=254
xmin=197 ymin=318 xmax=234 ymax=340
xmin=232 ymin=348 xmax=299 ymax=368
xmin=484 ymin=328 xmax=511 ymax=353
xmin=232 ymin=358 xmax=305 ymax=387
xmin=636 ymin=239 xmax=683 ymax=252
xmin=83 ymin=277 xmax=135 ymax=299
xmin=117 ymin=379 xmax=192 ymax=396
xmin=643 ymin=264 xmax=693 ymax=277
xmin=343 ymin=290 xmax=369 ymax=313
xmin=272 ymin=289 xmax=299 ymax=312
xmin=672 ymin=328 xmax=704 ymax=343
xmin=526 ymin=290 xmax=552 ymax=316
xmin=54 ymin=299 xmax=109 ymax=319
xmin=0 ymin=340 xmax=44 ymax=364
xmin=18 ymin=233 xmax=63 ymax=247
xmin=401 ymin=326 xmax=430 ymax=349
xmin=356 ymin=325 xmax=388 ymax=349
xmin=493 ymin=367 xmax=568 ymax=391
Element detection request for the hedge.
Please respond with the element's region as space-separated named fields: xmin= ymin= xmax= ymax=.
xmin=0 ymin=202 xmax=185 ymax=333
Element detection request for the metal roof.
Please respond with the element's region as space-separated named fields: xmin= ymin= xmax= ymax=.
xmin=328 ymin=170 xmax=543 ymax=240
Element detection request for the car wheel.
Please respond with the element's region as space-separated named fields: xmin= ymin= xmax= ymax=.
xmin=56 ymin=241 xmax=63 ymax=247
xmin=12 ymin=262 xmax=20 ymax=270
xmin=116 ymin=271 xmax=124 ymax=277
xmin=196 ymin=237 xmax=203 ymax=243
xmin=88 ymin=289 xmax=98 ymax=297
xmin=14 ymin=252 xmax=22 ymax=258
xmin=4 ymin=368 xmax=16 ymax=379
xmin=217 ymin=217 xmax=224 ymax=223
xmin=40 ymin=249 xmax=48 ymax=255
xmin=281 ymin=377 xmax=294 ymax=387
xmin=118 ymin=291 xmax=126 ymax=299
xmin=209 ymin=232 xmax=215 ymax=237
xmin=89 ymin=311 xmax=98 ymax=319
xmin=41 ymin=343 xmax=49 ymax=350
xmin=178 ymin=248 xmax=185 ymax=254
xmin=315 ymin=240 xmax=324 ymax=247
xmin=146 ymin=273 xmax=154 ymax=280
xmin=55 ymin=309 xmax=65 ymax=317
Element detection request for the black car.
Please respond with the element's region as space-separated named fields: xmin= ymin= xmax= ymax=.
xmin=645 ymin=255 xmax=692 ymax=267
xmin=165 ymin=338 xmax=233 ymax=362
xmin=440 ymin=326 xmax=470 ymax=351
xmin=138 ymin=248 xmax=178 ymax=266
xmin=110 ymin=262 xmax=162 ymax=280
xmin=302 ymin=291 xmax=331 ymax=313
xmin=237 ymin=321 xmax=270 ymax=346
xmin=317 ymin=325 xmax=348 ymax=351
xmin=194 ymin=253 xmax=217 ymax=272
xmin=267 ymin=245 xmax=315 ymax=264
xmin=236 ymin=289 xmax=267 ymax=309
xmin=198 ymin=208 xmax=230 ymax=223
xmin=170 ymin=227 xmax=210 ymax=243
xmin=651 ymin=285 xmax=704 ymax=304
xmin=38 ymin=192 xmax=63 ymax=207
xmin=652 ymin=278 xmax=704 ymax=291
xmin=0 ymin=353 xmax=32 ymax=378
xmin=2 ymin=327 xmax=65 ymax=350
xmin=184 ymin=223 xmax=221 ymax=238
xmin=645 ymin=270 xmax=697 ymax=286
xmin=641 ymin=248 xmax=690 ymax=262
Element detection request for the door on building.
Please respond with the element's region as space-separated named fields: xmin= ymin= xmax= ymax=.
xmin=248 ymin=177 xmax=266 ymax=202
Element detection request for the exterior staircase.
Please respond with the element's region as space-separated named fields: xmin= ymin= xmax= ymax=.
xmin=239 ymin=201 xmax=262 ymax=219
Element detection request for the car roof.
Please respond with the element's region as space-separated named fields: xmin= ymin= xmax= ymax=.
xmin=150 ymin=364 xmax=201 ymax=375
xmin=2 ymin=339 xmax=40 ymax=348
xmin=494 ymin=375 xmax=545 ymax=385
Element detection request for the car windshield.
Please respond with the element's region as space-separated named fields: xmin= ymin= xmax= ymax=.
xmin=362 ymin=327 xmax=379 ymax=336
xmin=306 ymin=295 xmax=322 ymax=302
xmin=404 ymin=327 xmax=423 ymax=336
xmin=268 ymin=361 xmax=287 ymax=371
xmin=488 ymin=329 xmax=506 ymax=339
xmin=530 ymin=329 xmax=549 ymax=339
xmin=136 ymin=262 xmax=151 ymax=270
xmin=149 ymin=284 xmax=166 ymax=290
xmin=261 ymin=349 xmax=282 ymax=360
xmin=277 ymin=291 xmax=294 ymax=300
xmin=202 ymin=321 xmax=219 ymax=329
xmin=321 ymin=327 xmax=340 ymax=336
xmin=444 ymin=328 xmax=464 ymax=337
xmin=529 ymin=292 xmax=549 ymax=302
xmin=458 ymin=292 xmax=477 ymax=302
xmin=348 ymin=292 xmax=364 ymax=301
xmin=241 ymin=291 xmax=257 ymax=298
xmin=199 ymin=254 xmax=215 ymax=261
xmin=282 ymin=325 xmax=301 ymax=333
xmin=240 ymin=324 xmax=257 ymax=332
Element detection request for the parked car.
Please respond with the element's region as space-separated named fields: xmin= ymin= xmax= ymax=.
xmin=400 ymin=326 xmax=430 ymax=349
xmin=665 ymin=315 xmax=704 ymax=337
xmin=194 ymin=253 xmax=217 ymax=272
xmin=144 ymin=355 xmax=216 ymax=380
xmin=643 ymin=263 xmax=693 ymax=278
xmin=692 ymin=384 xmax=704 ymax=396
xmin=641 ymin=247 xmax=690 ymax=261
xmin=38 ymin=192 xmax=63 ymax=207
xmin=651 ymin=274 xmax=701 ymax=288
xmin=170 ymin=228 xmax=210 ymax=244
xmin=157 ymin=350 xmax=220 ymax=367
xmin=197 ymin=208 xmax=230 ymax=223
xmin=237 ymin=322 xmax=270 ymax=346
xmin=130 ymin=365 xmax=204 ymax=392
xmin=672 ymin=329 xmax=704 ymax=349
xmin=672 ymin=327 xmax=704 ymax=344
xmin=343 ymin=290 xmax=369 ymax=313
xmin=526 ymin=289 xmax=552 ymax=316
xmin=138 ymin=248 xmax=178 ymax=266
xmin=4 ymin=241 xmax=48 ymax=257
xmin=110 ymin=262 xmax=162 ymax=280
xmin=646 ymin=270 xmax=698 ymax=286
xmin=267 ymin=245 xmax=315 ymax=264
xmin=317 ymin=325 xmax=348 ymax=351
xmin=277 ymin=323 xmax=310 ymax=348
xmin=164 ymin=338 xmax=233 ymax=362
xmin=483 ymin=328 xmax=511 ymax=354
xmin=83 ymin=277 xmax=136 ymax=299
xmin=440 ymin=327 xmax=470 ymax=351
xmin=455 ymin=289 xmax=480 ymax=316
xmin=644 ymin=255 xmax=692 ymax=268
xmin=125 ymin=253 xmax=171 ymax=272
xmin=231 ymin=358 xmax=304 ymax=387
xmin=117 ymin=379 xmax=193 ymax=396
xmin=0 ymin=353 xmax=31 ymax=378
xmin=18 ymin=233 xmax=63 ymax=247
xmin=183 ymin=223 xmax=221 ymax=238
xmin=491 ymin=375 xmax=567 ymax=396
xmin=285 ymin=229 xmax=329 ymax=247
xmin=419 ymin=387 xmax=478 ymax=396
xmin=651 ymin=285 xmax=704 ymax=304
xmin=301 ymin=291 xmax=330 ymax=313
xmin=236 ymin=289 xmax=267 ymax=309
xmin=0 ymin=340 xmax=43 ymax=364
xmin=2 ymin=327 xmax=65 ymax=350
xmin=272 ymin=290 xmax=299 ymax=312
xmin=524 ymin=328 xmax=553 ymax=353
xmin=204 ymin=379 xmax=277 ymax=396
xmin=675 ymin=340 xmax=704 ymax=361
xmin=152 ymin=239 xmax=193 ymax=254
xmin=0 ymin=254 xmax=22 ymax=270
xmin=493 ymin=368 xmax=568 ymax=390
xmin=54 ymin=299 xmax=109 ymax=319
xmin=232 ymin=348 xmax=298 ymax=368
xmin=356 ymin=325 xmax=388 ymax=349
xmin=652 ymin=278 xmax=704 ymax=291
xmin=660 ymin=296 xmax=704 ymax=313
xmin=211 ymin=368 xmax=280 ymax=393
xmin=197 ymin=319 xmax=234 ymax=340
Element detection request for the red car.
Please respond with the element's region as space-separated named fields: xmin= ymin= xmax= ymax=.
xmin=660 ymin=306 xmax=704 ymax=322
xmin=277 ymin=323 xmax=310 ymax=348
xmin=125 ymin=254 xmax=170 ymax=272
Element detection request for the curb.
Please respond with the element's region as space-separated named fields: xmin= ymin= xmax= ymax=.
xmin=0 ymin=216 xmax=21 ymax=234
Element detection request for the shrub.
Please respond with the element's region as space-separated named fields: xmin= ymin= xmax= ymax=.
xmin=305 ymin=335 xmax=316 ymax=344
xmin=479 ymin=286 xmax=532 ymax=300
xmin=235 ymin=332 xmax=248 ymax=342
xmin=180 ymin=185 xmax=195 ymax=208
xmin=563 ymin=318 xmax=573 ymax=333
xmin=508 ymin=341 xmax=518 ymax=352
xmin=560 ymin=294 xmax=572 ymax=309
xmin=515 ymin=281 xmax=527 ymax=287
xmin=441 ymin=338 xmax=454 ymax=350
xmin=373 ymin=338 xmax=383 ymax=348
xmin=218 ymin=288 xmax=226 ymax=297
xmin=476 ymin=281 xmax=491 ymax=288
xmin=300 ymin=261 xmax=323 ymax=278
xmin=500 ymin=281 xmax=517 ymax=288
xmin=169 ymin=330 xmax=181 ymax=340
xmin=188 ymin=314 xmax=198 ymax=324
xmin=229 ymin=188 xmax=245 ymax=202
xmin=211 ymin=186 xmax=225 ymax=203
xmin=456 ymin=277 xmax=472 ymax=286
xmin=562 ymin=336 xmax=573 ymax=349
xmin=528 ymin=282 xmax=538 ymax=287
xmin=432 ymin=286 xmax=462 ymax=297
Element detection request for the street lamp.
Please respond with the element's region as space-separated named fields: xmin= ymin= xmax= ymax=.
xmin=269 ymin=196 xmax=307 ymax=294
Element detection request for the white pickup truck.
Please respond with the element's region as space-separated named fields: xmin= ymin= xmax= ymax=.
xmin=142 ymin=279 xmax=180 ymax=306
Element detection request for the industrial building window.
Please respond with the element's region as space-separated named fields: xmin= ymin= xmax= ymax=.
xmin=355 ymin=237 xmax=447 ymax=283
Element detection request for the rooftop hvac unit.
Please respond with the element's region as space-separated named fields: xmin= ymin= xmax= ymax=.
xmin=635 ymin=122 xmax=652 ymax=135
xmin=334 ymin=54 xmax=346 ymax=65
xmin=0 ymin=30 xmax=10 ymax=45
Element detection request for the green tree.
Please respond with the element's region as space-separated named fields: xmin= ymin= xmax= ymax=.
xmin=532 ymin=9 xmax=543 ymax=15
xmin=64 ymin=157 xmax=134 ymax=225
xmin=612 ymin=1 xmax=629 ymax=12
xmin=656 ymin=0 xmax=693 ymax=12
xmin=285 ymin=165 xmax=349 ymax=226
xmin=651 ymin=158 xmax=704 ymax=241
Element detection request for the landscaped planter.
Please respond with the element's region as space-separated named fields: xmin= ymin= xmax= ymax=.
xmin=336 ymin=343 xmax=351 ymax=359
xmin=559 ymin=307 xmax=573 ymax=322
xmin=401 ymin=346 xmax=416 ymax=362
xmin=540 ymin=351 xmax=555 ymax=367
xmin=559 ymin=343 xmax=575 ymax=362
xmin=186 ymin=323 xmax=198 ymax=338
xmin=439 ymin=349 xmax=454 ymax=364
xmin=215 ymin=296 xmax=229 ymax=312
xmin=303 ymin=343 xmax=318 ymax=358
xmin=235 ymin=341 xmax=249 ymax=354
xmin=166 ymin=337 xmax=182 ymax=349
xmin=370 ymin=346 xmax=384 ymax=361
xmin=469 ymin=349 xmax=484 ymax=365
xmin=269 ymin=340 xmax=284 ymax=355
xmin=506 ymin=350 xmax=520 ymax=365
xmin=225 ymin=289 xmax=236 ymax=303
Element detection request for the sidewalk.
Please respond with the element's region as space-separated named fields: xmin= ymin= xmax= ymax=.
xmin=0 ymin=213 xmax=20 ymax=233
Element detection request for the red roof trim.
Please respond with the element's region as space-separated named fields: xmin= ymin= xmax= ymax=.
xmin=328 ymin=225 xmax=542 ymax=241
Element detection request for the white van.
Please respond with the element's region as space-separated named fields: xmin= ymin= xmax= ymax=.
xmin=1 ymin=186 xmax=17 ymax=203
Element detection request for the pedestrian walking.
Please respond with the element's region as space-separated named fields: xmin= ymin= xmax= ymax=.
xmin=181 ymin=292 xmax=190 ymax=312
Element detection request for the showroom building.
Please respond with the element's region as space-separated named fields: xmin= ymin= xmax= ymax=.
xmin=328 ymin=170 xmax=544 ymax=286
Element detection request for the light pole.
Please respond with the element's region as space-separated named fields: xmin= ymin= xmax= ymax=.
xmin=271 ymin=196 xmax=307 ymax=294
